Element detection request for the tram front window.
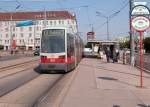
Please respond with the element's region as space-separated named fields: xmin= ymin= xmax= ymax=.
xmin=41 ymin=29 xmax=65 ymax=53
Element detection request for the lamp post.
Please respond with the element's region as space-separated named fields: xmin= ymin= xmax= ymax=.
xmin=10 ymin=5 xmax=21 ymax=53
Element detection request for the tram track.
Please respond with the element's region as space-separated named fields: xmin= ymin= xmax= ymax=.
xmin=0 ymin=59 xmax=39 ymax=79
xmin=0 ymin=59 xmax=38 ymax=72
xmin=0 ymin=57 xmax=40 ymax=97
xmin=0 ymin=69 xmax=40 ymax=97
xmin=0 ymin=74 xmax=63 ymax=107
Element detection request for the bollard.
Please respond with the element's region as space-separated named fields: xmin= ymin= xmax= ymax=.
xmin=123 ymin=51 xmax=126 ymax=64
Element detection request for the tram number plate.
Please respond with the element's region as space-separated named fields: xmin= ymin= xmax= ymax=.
xmin=48 ymin=65 xmax=55 ymax=68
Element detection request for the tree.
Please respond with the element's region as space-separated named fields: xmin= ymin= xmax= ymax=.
xmin=85 ymin=42 xmax=92 ymax=48
xmin=119 ymin=40 xmax=130 ymax=49
xmin=144 ymin=37 xmax=150 ymax=53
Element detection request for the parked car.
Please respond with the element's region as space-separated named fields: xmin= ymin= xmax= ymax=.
xmin=83 ymin=48 xmax=92 ymax=57
xmin=34 ymin=49 xmax=40 ymax=56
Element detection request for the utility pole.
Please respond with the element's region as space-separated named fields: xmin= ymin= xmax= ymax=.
xmin=106 ymin=17 xmax=109 ymax=40
xmin=129 ymin=0 xmax=135 ymax=66
xmin=44 ymin=8 xmax=47 ymax=28
xmin=10 ymin=5 xmax=20 ymax=52
xmin=96 ymin=12 xmax=110 ymax=40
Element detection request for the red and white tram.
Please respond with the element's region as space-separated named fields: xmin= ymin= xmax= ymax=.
xmin=39 ymin=27 xmax=83 ymax=73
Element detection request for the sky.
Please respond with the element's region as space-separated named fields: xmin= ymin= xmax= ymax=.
xmin=0 ymin=0 xmax=150 ymax=41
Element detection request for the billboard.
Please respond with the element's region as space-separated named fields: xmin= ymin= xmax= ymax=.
xmin=87 ymin=32 xmax=95 ymax=40
xmin=16 ymin=20 xmax=34 ymax=27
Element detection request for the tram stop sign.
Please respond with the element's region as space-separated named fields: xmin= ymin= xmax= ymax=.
xmin=131 ymin=16 xmax=150 ymax=32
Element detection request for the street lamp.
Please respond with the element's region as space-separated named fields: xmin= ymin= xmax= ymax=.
xmin=10 ymin=5 xmax=21 ymax=52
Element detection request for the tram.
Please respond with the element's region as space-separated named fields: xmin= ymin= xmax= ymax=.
xmin=39 ymin=27 xmax=83 ymax=72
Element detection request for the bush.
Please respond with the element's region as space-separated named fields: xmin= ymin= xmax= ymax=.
xmin=144 ymin=37 xmax=150 ymax=53
xmin=0 ymin=45 xmax=4 ymax=50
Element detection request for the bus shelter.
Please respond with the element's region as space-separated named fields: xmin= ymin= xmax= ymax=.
xmin=87 ymin=40 xmax=119 ymax=58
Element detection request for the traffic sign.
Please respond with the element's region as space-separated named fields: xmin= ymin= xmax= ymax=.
xmin=133 ymin=2 xmax=147 ymax=6
xmin=131 ymin=5 xmax=150 ymax=16
xmin=131 ymin=16 xmax=150 ymax=32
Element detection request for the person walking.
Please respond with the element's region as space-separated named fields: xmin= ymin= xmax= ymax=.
xmin=116 ymin=48 xmax=119 ymax=62
xmin=112 ymin=48 xmax=117 ymax=63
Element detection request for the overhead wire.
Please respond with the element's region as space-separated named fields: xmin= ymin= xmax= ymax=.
xmin=94 ymin=0 xmax=129 ymax=32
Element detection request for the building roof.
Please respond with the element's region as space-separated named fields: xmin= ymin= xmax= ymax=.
xmin=0 ymin=11 xmax=75 ymax=21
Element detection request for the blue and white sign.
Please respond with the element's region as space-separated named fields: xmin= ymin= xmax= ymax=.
xmin=16 ymin=20 xmax=34 ymax=27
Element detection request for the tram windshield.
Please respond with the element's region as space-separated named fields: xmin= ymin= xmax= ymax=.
xmin=41 ymin=29 xmax=65 ymax=53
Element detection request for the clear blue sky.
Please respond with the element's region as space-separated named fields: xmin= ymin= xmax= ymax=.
xmin=0 ymin=0 xmax=150 ymax=41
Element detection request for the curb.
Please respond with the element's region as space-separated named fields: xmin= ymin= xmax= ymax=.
xmin=36 ymin=64 xmax=80 ymax=107
xmin=53 ymin=67 xmax=79 ymax=107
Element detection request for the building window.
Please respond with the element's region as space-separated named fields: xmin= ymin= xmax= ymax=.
xmin=59 ymin=20 xmax=61 ymax=24
xmin=13 ymin=27 xmax=15 ymax=31
xmin=62 ymin=20 xmax=64 ymax=25
xmin=20 ymin=27 xmax=23 ymax=32
xmin=50 ymin=21 xmax=52 ymax=25
xmin=29 ymin=27 xmax=32 ymax=31
xmin=6 ymin=34 xmax=8 ymax=38
xmin=54 ymin=21 xmax=56 ymax=25
xmin=36 ymin=26 xmax=39 ymax=31
xmin=42 ymin=21 xmax=45 ymax=25
xmin=13 ymin=34 xmax=15 ymax=37
xmin=22 ymin=39 xmax=25 ymax=44
xmin=36 ymin=21 xmax=38 ymax=25
xmin=29 ymin=33 xmax=32 ymax=38
xmin=5 ymin=22 xmax=8 ymax=26
xmin=5 ymin=28 xmax=8 ymax=32
xmin=31 ymin=39 xmax=33 ymax=43
xmin=21 ymin=33 xmax=24 ymax=38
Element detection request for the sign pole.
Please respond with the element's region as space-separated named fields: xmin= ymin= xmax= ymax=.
xmin=139 ymin=31 xmax=143 ymax=88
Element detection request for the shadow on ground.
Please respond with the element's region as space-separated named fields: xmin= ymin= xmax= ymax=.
xmin=97 ymin=76 xmax=138 ymax=88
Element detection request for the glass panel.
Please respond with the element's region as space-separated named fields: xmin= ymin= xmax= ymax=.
xmin=41 ymin=29 xmax=65 ymax=53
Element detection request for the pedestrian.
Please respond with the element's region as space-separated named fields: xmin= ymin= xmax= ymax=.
xmin=116 ymin=49 xmax=119 ymax=62
xmin=105 ymin=47 xmax=110 ymax=62
xmin=112 ymin=48 xmax=117 ymax=63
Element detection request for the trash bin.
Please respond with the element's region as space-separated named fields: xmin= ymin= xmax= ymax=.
xmin=123 ymin=51 xmax=126 ymax=64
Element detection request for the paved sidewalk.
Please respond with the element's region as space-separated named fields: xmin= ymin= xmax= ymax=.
xmin=61 ymin=58 xmax=150 ymax=107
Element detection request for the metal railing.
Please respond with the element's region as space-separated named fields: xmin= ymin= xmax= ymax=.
xmin=120 ymin=50 xmax=150 ymax=72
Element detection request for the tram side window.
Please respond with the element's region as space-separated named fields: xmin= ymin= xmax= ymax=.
xmin=67 ymin=33 xmax=74 ymax=57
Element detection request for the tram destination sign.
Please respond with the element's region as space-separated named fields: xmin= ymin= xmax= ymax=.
xmin=131 ymin=5 xmax=150 ymax=16
xmin=131 ymin=16 xmax=150 ymax=32
xmin=43 ymin=29 xmax=65 ymax=36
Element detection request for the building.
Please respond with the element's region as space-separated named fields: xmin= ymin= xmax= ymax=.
xmin=0 ymin=11 xmax=77 ymax=50
xmin=115 ymin=36 xmax=130 ymax=43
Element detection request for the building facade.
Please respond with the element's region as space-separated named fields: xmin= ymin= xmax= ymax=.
xmin=0 ymin=11 xmax=77 ymax=50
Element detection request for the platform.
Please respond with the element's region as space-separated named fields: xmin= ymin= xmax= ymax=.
xmin=61 ymin=58 xmax=150 ymax=107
